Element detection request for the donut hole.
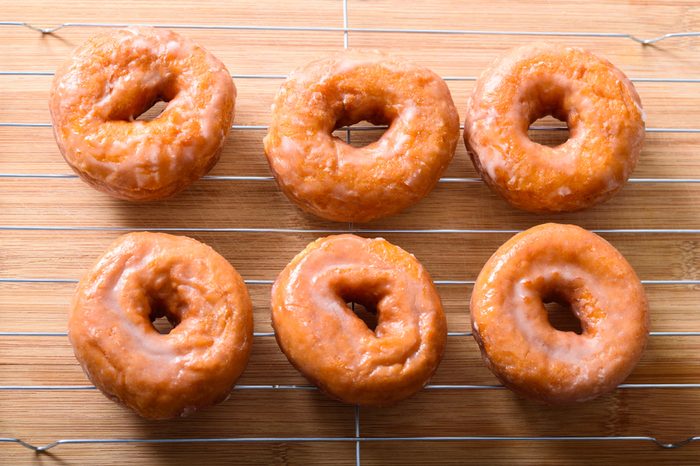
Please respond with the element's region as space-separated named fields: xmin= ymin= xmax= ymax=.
xmin=543 ymin=297 xmax=583 ymax=335
xmin=346 ymin=301 xmax=379 ymax=331
xmin=105 ymin=77 xmax=178 ymax=122
xmin=332 ymin=99 xmax=393 ymax=149
xmin=338 ymin=286 xmax=382 ymax=332
xmin=151 ymin=315 xmax=176 ymax=334
xmin=135 ymin=100 xmax=169 ymax=122
xmin=338 ymin=128 xmax=386 ymax=149
xmin=524 ymin=80 xmax=572 ymax=148
xmin=528 ymin=115 xmax=570 ymax=147
xmin=147 ymin=295 xmax=182 ymax=335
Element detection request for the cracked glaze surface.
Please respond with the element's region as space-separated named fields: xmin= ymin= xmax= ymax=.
xmin=271 ymin=234 xmax=447 ymax=405
xmin=464 ymin=43 xmax=645 ymax=213
xmin=263 ymin=50 xmax=460 ymax=223
xmin=49 ymin=27 xmax=235 ymax=201
xmin=68 ymin=232 xmax=253 ymax=419
xmin=470 ymin=223 xmax=649 ymax=404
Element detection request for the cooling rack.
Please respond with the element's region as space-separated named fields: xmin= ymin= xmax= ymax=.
xmin=2 ymin=1 xmax=700 ymax=464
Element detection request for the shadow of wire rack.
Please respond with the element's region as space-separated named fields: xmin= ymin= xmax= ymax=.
xmin=1 ymin=2 xmax=700 ymax=463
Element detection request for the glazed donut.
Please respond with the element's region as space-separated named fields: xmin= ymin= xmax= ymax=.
xmin=470 ymin=223 xmax=649 ymax=403
xmin=271 ymin=234 xmax=447 ymax=405
xmin=69 ymin=232 xmax=253 ymax=419
xmin=50 ymin=27 xmax=235 ymax=201
xmin=464 ymin=43 xmax=645 ymax=212
xmin=263 ymin=50 xmax=460 ymax=222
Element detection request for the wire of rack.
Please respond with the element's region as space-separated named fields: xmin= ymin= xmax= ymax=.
xmin=2 ymin=2 xmax=700 ymax=463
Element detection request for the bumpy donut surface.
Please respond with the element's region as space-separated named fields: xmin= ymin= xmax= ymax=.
xmin=69 ymin=232 xmax=253 ymax=419
xmin=264 ymin=50 xmax=460 ymax=222
xmin=271 ymin=234 xmax=447 ymax=405
xmin=50 ymin=27 xmax=235 ymax=201
xmin=464 ymin=43 xmax=645 ymax=213
xmin=470 ymin=223 xmax=649 ymax=403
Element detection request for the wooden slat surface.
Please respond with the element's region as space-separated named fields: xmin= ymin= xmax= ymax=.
xmin=2 ymin=0 xmax=700 ymax=464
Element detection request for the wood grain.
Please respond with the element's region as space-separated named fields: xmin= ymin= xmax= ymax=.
xmin=2 ymin=0 xmax=700 ymax=464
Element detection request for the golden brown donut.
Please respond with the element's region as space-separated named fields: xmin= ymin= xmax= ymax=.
xmin=271 ymin=234 xmax=447 ymax=405
xmin=50 ymin=27 xmax=235 ymax=201
xmin=69 ymin=232 xmax=253 ymax=419
xmin=470 ymin=223 xmax=649 ymax=404
xmin=464 ymin=43 xmax=645 ymax=212
xmin=263 ymin=50 xmax=460 ymax=222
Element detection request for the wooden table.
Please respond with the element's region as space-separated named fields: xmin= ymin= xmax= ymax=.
xmin=2 ymin=0 xmax=700 ymax=464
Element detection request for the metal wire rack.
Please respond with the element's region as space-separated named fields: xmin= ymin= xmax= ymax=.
xmin=2 ymin=2 xmax=700 ymax=462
